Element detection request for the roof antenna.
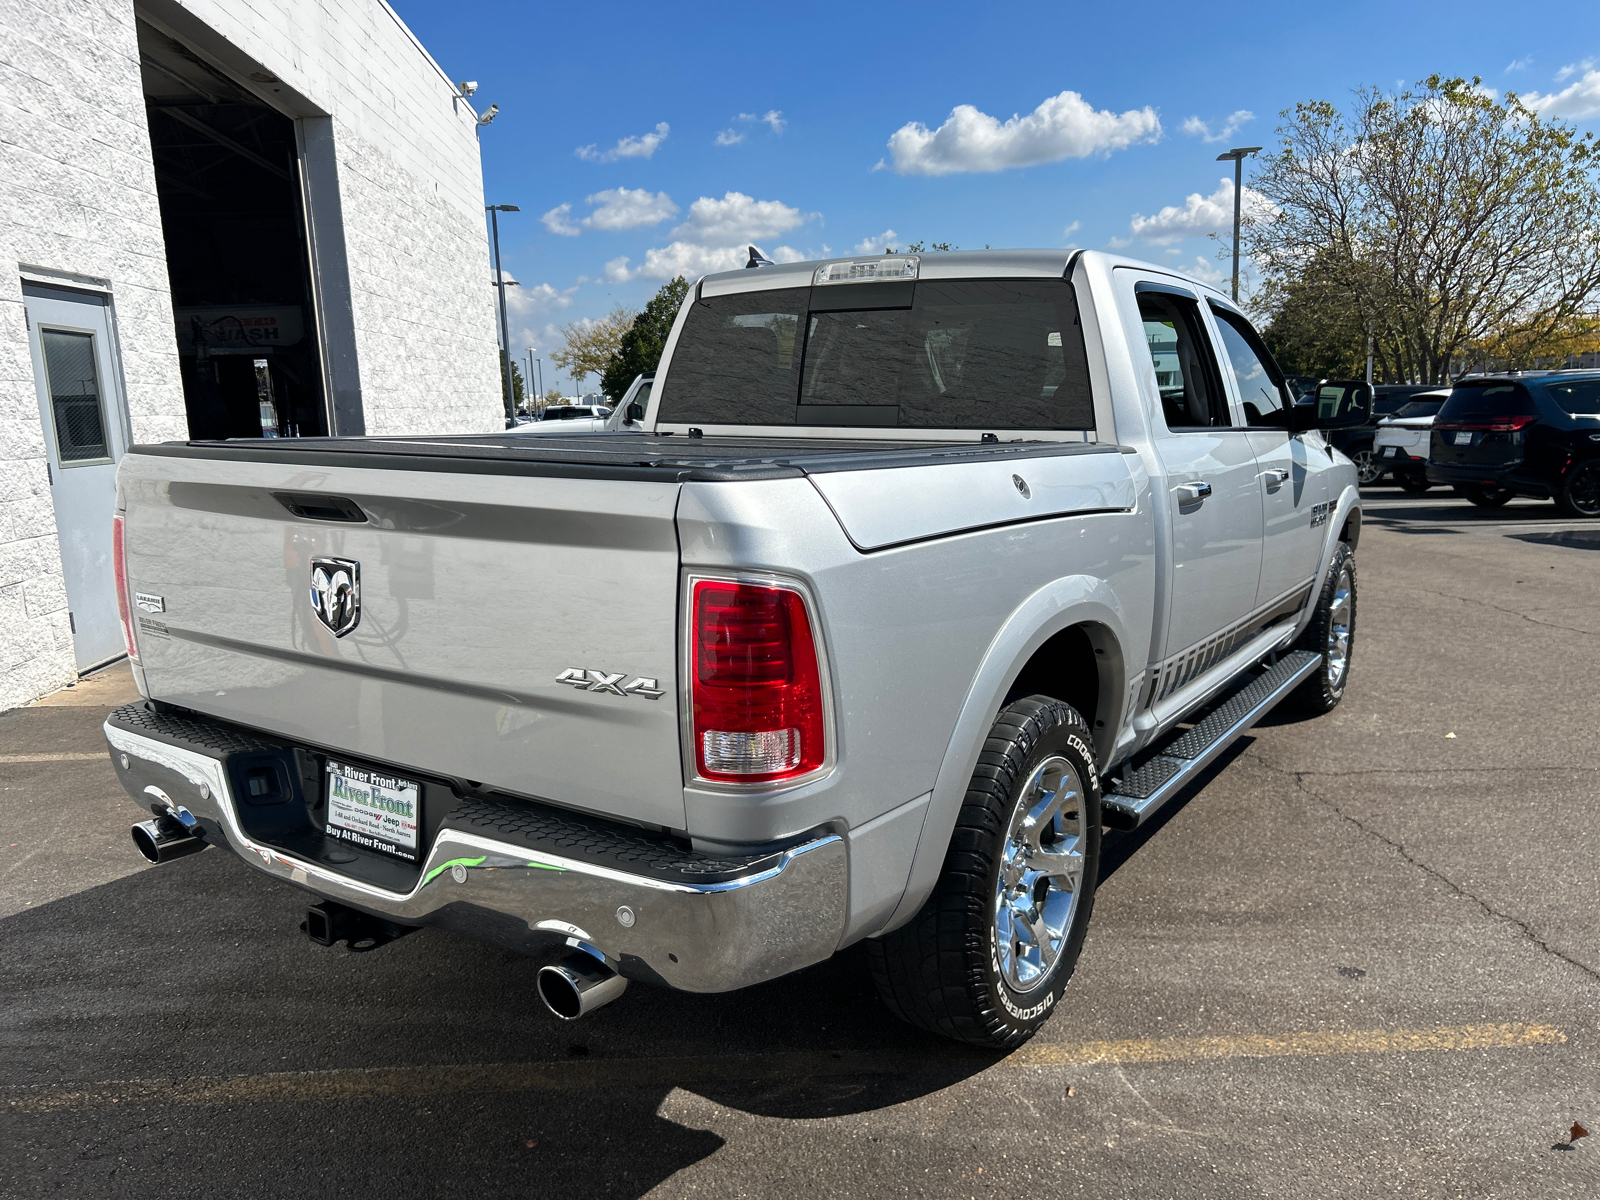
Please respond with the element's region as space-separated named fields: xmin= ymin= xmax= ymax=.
xmin=746 ymin=245 xmax=775 ymax=269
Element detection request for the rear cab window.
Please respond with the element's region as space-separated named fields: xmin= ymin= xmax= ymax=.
xmin=658 ymin=278 xmax=1095 ymax=432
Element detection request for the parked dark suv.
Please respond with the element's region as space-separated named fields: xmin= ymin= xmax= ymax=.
xmin=1426 ymin=373 xmax=1600 ymax=514
xmin=1327 ymin=384 xmax=1437 ymax=485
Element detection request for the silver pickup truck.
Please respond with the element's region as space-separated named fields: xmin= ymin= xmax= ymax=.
xmin=105 ymin=250 xmax=1367 ymax=1048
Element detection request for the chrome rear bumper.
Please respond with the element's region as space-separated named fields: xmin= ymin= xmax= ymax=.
xmin=104 ymin=710 xmax=847 ymax=993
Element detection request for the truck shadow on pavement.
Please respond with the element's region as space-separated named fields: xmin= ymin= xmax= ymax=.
xmin=2 ymin=848 xmax=1001 ymax=1198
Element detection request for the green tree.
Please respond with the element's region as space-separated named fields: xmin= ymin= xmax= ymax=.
xmin=601 ymin=277 xmax=690 ymax=401
xmin=1248 ymin=76 xmax=1600 ymax=383
xmin=499 ymin=358 xmax=526 ymax=409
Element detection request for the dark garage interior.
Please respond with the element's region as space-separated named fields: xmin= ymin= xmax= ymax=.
xmin=138 ymin=20 xmax=327 ymax=440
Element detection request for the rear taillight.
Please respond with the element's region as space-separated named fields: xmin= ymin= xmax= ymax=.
xmin=112 ymin=514 xmax=139 ymax=664
xmin=691 ymin=579 xmax=825 ymax=783
xmin=1437 ymin=415 xmax=1537 ymax=433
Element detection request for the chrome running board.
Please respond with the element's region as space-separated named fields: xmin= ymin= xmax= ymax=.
xmin=1102 ymin=649 xmax=1322 ymax=830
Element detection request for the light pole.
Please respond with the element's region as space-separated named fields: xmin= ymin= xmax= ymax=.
xmin=525 ymin=348 xmax=536 ymax=414
xmin=486 ymin=204 xmax=520 ymax=428
xmin=1215 ymin=146 xmax=1262 ymax=303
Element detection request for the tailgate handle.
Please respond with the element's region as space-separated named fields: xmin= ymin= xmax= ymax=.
xmin=272 ymin=492 xmax=369 ymax=523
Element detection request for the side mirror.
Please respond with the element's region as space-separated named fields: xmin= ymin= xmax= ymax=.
xmin=626 ymin=402 xmax=644 ymax=422
xmin=1293 ymin=379 xmax=1372 ymax=430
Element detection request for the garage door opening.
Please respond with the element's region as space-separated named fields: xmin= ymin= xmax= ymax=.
xmin=139 ymin=20 xmax=327 ymax=440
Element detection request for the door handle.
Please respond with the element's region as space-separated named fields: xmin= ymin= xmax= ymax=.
xmin=1264 ymin=468 xmax=1290 ymax=486
xmin=1176 ymin=481 xmax=1212 ymax=504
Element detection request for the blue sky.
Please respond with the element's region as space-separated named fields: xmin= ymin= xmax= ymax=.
xmin=394 ymin=0 xmax=1600 ymax=396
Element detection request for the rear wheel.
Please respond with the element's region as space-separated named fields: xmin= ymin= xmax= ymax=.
xmin=1557 ymin=460 xmax=1600 ymax=517
xmin=867 ymin=697 xmax=1100 ymax=1049
xmin=1351 ymin=446 xmax=1384 ymax=486
xmin=1458 ymin=484 xmax=1514 ymax=508
xmin=1292 ymin=541 xmax=1356 ymax=714
xmin=1396 ymin=473 xmax=1431 ymax=495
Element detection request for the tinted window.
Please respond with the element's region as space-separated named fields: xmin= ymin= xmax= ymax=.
xmin=661 ymin=288 xmax=807 ymax=425
xmin=1543 ymin=379 xmax=1600 ymax=415
xmin=1436 ymin=383 xmax=1537 ymax=422
xmin=1138 ymin=291 xmax=1230 ymax=428
xmin=1395 ymin=399 xmax=1445 ymax=418
xmin=1209 ymin=306 xmax=1289 ymax=427
xmin=658 ymin=279 xmax=1094 ymax=430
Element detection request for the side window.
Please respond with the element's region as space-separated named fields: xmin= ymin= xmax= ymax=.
xmin=1137 ymin=290 xmax=1230 ymax=429
xmin=1208 ymin=306 xmax=1290 ymax=428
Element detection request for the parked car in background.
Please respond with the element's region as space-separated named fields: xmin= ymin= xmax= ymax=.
xmin=508 ymin=374 xmax=655 ymax=437
xmin=1427 ymin=372 xmax=1600 ymax=514
xmin=1328 ymin=384 xmax=1437 ymax=486
xmin=1373 ymin=391 xmax=1450 ymax=492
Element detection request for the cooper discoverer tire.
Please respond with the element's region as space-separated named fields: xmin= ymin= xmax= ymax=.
xmin=867 ymin=696 xmax=1101 ymax=1049
xmin=1292 ymin=540 xmax=1356 ymax=714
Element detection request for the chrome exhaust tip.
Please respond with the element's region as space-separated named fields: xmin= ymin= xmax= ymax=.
xmin=537 ymin=952 xmax=627 ymax=1020
xmin=131 ymin=816 xmax=207 ymax=864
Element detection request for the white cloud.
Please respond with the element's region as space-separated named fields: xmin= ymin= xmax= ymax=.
xmin=1106 ymin=235 xmax=1133 ymax=250
xmin=541 ymin=203 xmax=580 ymax=237
xmin=506 ymin=281 xmax=578 ymax=317
xmin=575 ymin=122 xmax=670 ymax=163
xmin=1506 ymin=55 xmax=1533 ymax=72
xmin=1525 ymin=68 xmax=1600 ymax=118
xmin=715 ymin=128 xmax=745 ymax=146
xmin=1129 ymin=178 xmax=1276 ymax=245
xmin=852 ymin=229 xmax=899 ymax=255
xmin=1180 ymin=110 xmax=1255 ymax=144
xmin=671 ymin=191 xmax=808 ymax=243
xmin=581 ymin=188 xmax=678 ymax=231
xmin=1182 ymin=255 xmax=1230 ymax=287
xmin=542 ymin=190 xmax=678 ymax=237
xmin=752 ymin=110 xmax=787 ymax=133
xmin=605 ymin=242 xmax=806 ymax=282
xmin=1556 ymin=58 xmax=1594 ymax=82
xmin=1062 ymin=220 xmax=1081 ymax=241
xmin=881 ymin=90 xmax=1161 ymax=175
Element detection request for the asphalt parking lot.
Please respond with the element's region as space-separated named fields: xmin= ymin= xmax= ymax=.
xmin=2 ymin=489 xmax=1598 ymax=1199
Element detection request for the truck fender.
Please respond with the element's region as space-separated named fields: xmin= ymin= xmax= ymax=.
xmin=874 ymin=575 xmax=1133 ymax=937
xmin=1290 ymin=483 xmax=1361 ymax=644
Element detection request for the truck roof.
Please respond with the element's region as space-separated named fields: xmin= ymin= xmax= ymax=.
xmin=697 ymin=248 xmax=1233 ymax=305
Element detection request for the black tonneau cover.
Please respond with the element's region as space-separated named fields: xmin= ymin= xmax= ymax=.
xmin=132 ymin=433 xmax=1123 ymax=483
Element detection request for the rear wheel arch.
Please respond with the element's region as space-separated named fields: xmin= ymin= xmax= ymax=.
xmin=1003 ymin=621 xmax=1125 ymax=767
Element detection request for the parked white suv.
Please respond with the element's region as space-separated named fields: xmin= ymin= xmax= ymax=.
xmin=1373 ymin=391 xmax=1450 ymax=493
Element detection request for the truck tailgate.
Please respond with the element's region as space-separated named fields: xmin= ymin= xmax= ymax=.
xmin=118 ymin=451 xmax=686 ymax=830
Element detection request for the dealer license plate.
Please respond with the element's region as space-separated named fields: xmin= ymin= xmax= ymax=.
xmin=325 ymin=760 xmax=421 ymax=861
xmin=1455 ymin=431 xmax=1475 ymax=446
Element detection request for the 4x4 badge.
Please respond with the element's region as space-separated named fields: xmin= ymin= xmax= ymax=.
xmin=556 ymin=669 xmax=664 ymax=699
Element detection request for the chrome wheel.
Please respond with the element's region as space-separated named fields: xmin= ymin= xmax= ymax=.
xmin=1353 ymin=448 xmax=1382 ymax=486
xmin=1326 ymin=562 xmax=1353 ymax=689
xmin=993 ymin=756 xmax=1086 ymax=993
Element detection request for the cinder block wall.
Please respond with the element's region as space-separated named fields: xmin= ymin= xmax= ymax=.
xmin=0 ymin=0 xmax=503 ymax=710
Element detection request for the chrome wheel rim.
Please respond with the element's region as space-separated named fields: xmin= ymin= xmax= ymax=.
xmin=1326 ymin=563 xmax=1354 ymax=689
xmin=1353 ymin=449 xmax=1381 ymax=486
xmin=993 ymin=756 xmax=1086 ymax=994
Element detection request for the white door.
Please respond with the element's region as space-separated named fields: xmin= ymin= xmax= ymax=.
xmin=1127 ymin=281 xmax=1264 ymax=663
xmin=1206 ymin=302 xmax=1329 ymax=608
xmin=25 ymin=284 xmax=130 ymax=671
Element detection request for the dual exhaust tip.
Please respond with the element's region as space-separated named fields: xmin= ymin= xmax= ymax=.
xmin=131 ymin=815 xmax=207 ymax=864
xmin=537 ymin=952 xmax=628 ymax=1020
xmin=135 ymin=816 xmax=628 ymax=1021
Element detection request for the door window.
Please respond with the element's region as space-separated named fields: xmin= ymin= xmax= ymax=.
xmin=1208 ymin=307 xmax=1291 ymax=427
xmin=1137 ymin=291 xmax=1230 ymax=429
xmin=40 ymin=328 xmax=111 ymax=464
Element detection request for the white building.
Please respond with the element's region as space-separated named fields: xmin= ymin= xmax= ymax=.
xmin=1 ymin=0 xmax=505 ymax=710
